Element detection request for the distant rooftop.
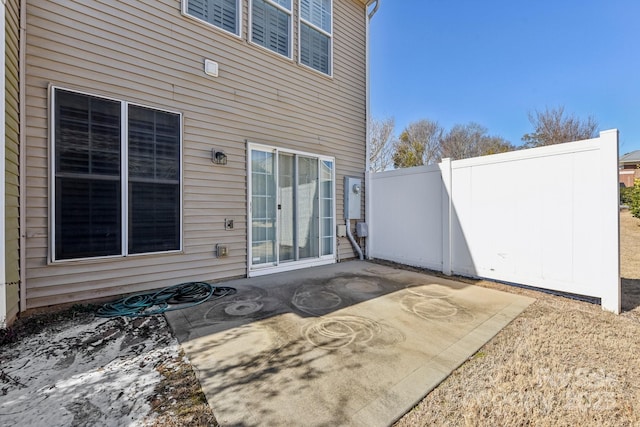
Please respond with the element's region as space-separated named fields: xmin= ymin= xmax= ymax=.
xmin=620 ymin=150 xmax=640 ymax=163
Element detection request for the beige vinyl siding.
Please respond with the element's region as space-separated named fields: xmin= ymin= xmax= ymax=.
xmin=24 ymin=0 xmax=366 ymax=309
xmin=5 ymin=0 xmax=21 ymax=321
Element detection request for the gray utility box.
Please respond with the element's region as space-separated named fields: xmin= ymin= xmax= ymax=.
xmin=344 ymin=176 xmax=362 ymax=220
xmin=356 ymin=222 xmax=368 ymax=237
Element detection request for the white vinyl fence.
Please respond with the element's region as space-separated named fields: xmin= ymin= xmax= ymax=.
xmin=369 ymin=130 xmax=620 ymax=313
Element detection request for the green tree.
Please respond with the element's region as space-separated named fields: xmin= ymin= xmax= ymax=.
xmin=629 ymin=179 xmax=640 ymax=219
xmin=522 ymin=106 xmax=598 ymax=148
xmin=392 ymin=119 xmax=443 ymax=168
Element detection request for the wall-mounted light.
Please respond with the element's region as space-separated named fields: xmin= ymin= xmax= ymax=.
xmin=212 ymin=149 xmax=227 ymax=165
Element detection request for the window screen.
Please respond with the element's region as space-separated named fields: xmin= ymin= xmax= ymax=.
xmin=128 ymin=106 xmax=181 ymax=254
xmin=54 ymin=90 xmax=121 ymax=259
xmin=53 ymin=88 xmax=181 ymax=260
xmin=300 ymin=23 xmax=330 ymax=74
xmin=299 ymin=0 xmax=332 ymax=74
xmin=251 ymin=0 xmax=291 ymax=57
xmin=187 ymin=0 xmax=239 ymax=35
xmin=300 ymin=0 xmax=331 ymax=32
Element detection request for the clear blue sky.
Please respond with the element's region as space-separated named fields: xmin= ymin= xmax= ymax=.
xmin=369 ymin=0 xmax=640 ymax=154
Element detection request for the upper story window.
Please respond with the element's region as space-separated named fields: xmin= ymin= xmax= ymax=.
xmin=299 ymin=0 xmax=332 ymax=75
xmin=250 ymin=0 xmax=292 ymax=58
xmin=52 ymin=88 xmax=182 ymax=261
xmin=185 ymin=0 xmax=241 ymax=36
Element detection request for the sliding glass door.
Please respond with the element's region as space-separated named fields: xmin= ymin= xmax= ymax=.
xmin=278 ymin=152 xmax=295 ymax=262
xmin=297 ymin=155 xmax=319 ymax=260
xmin=250 ymin=150 xmax=277 ymax=265
xmin=249 ymin=145 xmax=335 ymax=273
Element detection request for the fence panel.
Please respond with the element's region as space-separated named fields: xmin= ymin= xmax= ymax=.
xmin=369 ymin=130 xmax=620 ymax=313
xmin=369 ymin=164 xmax=444 ymax=271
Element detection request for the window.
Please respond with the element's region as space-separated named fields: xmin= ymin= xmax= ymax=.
xmin=52 ymin=88 xmax=181 ymax=261
xmin=185 ymin=0 xmax=240 ymax=36
xmin=299 ymin=0 xmax=332 ymax=75
xmin=251 ymin=0 xmax=292 ymax=58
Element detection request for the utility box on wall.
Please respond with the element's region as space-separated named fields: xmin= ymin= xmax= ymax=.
xmin=345 ymin=176 xmax=362 ymax=220
xmin=356 ymin=222 xmax=368 ymax=237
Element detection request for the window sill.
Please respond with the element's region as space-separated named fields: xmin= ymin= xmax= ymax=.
xmin=48 ymin=250 xmax=184 ymax=266
xmin=298 ymin=61 xmax=333 ymax=79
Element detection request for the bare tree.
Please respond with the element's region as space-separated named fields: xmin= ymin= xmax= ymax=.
xmin=392 ymin=119 xmax=443 ymax=168
xmin=481 ymin=136 xmax=514 ymax=156
xmin=441 ymin=122 xmax=485 ymax=160
xmin=441 ymin=122 xmax=514 ymax=160
xmin=522 ymin=106 xmax=598 ymax=148
xmin=368 ymin=117 xmax=395 ymax=172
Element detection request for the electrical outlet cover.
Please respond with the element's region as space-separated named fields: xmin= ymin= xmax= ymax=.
xmin=216 ymin=244 xmax=229 ymax=257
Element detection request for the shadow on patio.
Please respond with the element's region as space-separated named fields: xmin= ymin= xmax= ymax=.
xmin=164 ymin=260 xmax=534 ymax=426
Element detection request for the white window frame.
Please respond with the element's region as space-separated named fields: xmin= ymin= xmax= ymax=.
xmin=181 ymin=0 xmax=243 ymax=39
xmin=249 ymin=0 xmax=294 ymax=60
xmin=298 ymin=0 xmax=333 ymax=76
xmin=49 ymin=86 xmax=183 ymax=263
xmin=247 ymin=142 xmax=336 ymax=277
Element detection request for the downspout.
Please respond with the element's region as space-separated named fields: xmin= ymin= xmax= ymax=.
xmin=345 ymin=201 xmax=363 ymax=261
xmin=367 ymin=0 xmax=380 ymax=19
xmin=345 ymin=217 xmax=362 ymax=259
xmin=18 ymin=0 xmax=26 ymax=312
xmin=363 ymin=0 xmax=379 ymax=260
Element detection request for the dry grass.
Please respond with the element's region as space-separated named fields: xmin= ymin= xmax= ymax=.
xmin=395 ymin=211 xmax=640 ymax=427
xmin=152 ymin=213 xmax=640 ymax=426
xmin=620 ymin=210 xmax=640 ymax=312
xmin=147 ymin=351 xmax=218 ymax=427
xmin=10 ymin=213 xmax=636 ymax=426
xmin=620 ymin=210 xmax=640 ymax=278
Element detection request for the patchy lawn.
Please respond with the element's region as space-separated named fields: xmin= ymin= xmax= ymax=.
xmin=395 ymin=211 xmax=640 ymax=426
xmin=2 ymin=212 xmax=638 ymax=426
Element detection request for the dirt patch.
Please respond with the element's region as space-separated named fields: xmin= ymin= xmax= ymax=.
xmin=394 ymin=213 xmax=640 ymax=426
xmin=147 ymin=351 xmax=217 ymax=427
xmin=2 ymin=214 xmax=637 ymax=425
xmin=0 ymin=307 xmax=217 ymax=426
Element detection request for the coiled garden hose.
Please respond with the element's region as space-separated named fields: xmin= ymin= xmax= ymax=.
xmin=96 ymin=282 xmax=236 ymax=317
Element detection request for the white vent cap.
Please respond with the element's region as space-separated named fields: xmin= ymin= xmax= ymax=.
xmin=204 ymin=59 xmax=219 ymax=77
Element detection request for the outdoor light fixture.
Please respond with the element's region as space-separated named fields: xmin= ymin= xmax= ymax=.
xmin=212 ymin=149 xmax=227 ymax=165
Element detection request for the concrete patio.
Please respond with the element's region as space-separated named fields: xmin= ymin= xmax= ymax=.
xmin=165 ymin=261 xmax=534 ymax=426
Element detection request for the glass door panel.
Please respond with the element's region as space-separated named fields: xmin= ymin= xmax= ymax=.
xmin=278 ymin=153 xmax=295 ymax=262
xmin=251 ymin=150 xmax=276 ymax=265
xmin=297 ymin=156 xmax=319 ymax=259
xmin=320 ymin=160 xmax=334 ymax=256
